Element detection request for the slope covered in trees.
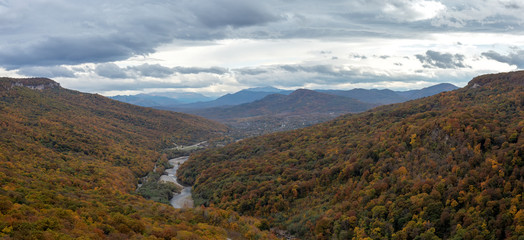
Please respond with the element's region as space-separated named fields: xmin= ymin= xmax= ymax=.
xmin=178 ymin=71 xmax=524 ymax=239
xmin=0 ymin=78 xmax=276 ymax=239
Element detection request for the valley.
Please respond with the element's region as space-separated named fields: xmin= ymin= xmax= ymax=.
xmin=3 ymin=1 xmax=523 ymax=239
xmin=0 ymin=72 xmax=522 ymax=239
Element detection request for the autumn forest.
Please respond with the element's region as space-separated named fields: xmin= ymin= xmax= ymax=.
xmin=0 ymin=71 xmax=523 ymax=239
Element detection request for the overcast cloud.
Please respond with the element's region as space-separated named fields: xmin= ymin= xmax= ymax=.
xmin=0 ymin=0 xmax=523 ymax=96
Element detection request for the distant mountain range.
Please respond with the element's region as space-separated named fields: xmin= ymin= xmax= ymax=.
xmin=111 ymin=83 xmax=458 ymax=109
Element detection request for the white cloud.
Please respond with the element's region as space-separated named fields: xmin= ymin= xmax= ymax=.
xmin=382 ymin=0 xmax=446 ymax=22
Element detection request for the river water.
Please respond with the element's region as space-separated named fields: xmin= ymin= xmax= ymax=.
xmin=159 ymin=156 xmax=194 ymax=208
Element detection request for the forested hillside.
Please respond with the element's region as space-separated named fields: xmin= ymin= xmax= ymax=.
xmin=0 ymin=78 xmax=275 ymax=239
xmin=179 ymin=71 xmax=524 ymax=239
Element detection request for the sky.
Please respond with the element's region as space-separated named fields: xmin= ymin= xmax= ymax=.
xmin=1 ymin=0 xmax=523 ymax=97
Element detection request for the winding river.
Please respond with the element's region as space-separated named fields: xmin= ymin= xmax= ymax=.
xmin=159 ymin=156 xmax=194 ymax=208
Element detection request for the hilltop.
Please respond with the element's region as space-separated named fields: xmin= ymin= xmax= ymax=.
xmin=178 ymin=71 xmax=523 ymax=239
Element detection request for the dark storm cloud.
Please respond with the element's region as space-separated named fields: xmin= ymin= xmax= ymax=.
xmin=481 ymin=49 xmax=524 ymax=68
xmin=0 ymin=0 xmax=278 ymax=69
xmin=17 ymin=66 xmax=75 ymax=78
xmin=416 ymin=50 xmax=468 ymax=69
xmin=0 ymin=36 xmax=154 ymax=69
xmin=0 ymin=0 xmax=188 ymax=69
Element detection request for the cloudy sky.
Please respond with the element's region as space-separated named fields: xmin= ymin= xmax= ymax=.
xmin=1 ymin=0 xmax=523 ymax=97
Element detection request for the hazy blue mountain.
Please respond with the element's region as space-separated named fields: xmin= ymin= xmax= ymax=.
xmin=397 ymin=83 xmax=459 ymax=100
